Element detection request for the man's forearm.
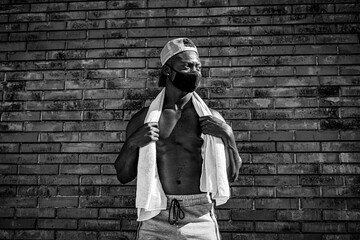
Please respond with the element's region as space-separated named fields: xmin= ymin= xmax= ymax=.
xmin=114 ymin=141 xmax=139 ymax=184
xmin=221 ymin=127 xmax=242 ymax=181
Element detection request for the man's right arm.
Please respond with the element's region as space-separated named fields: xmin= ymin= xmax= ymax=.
xmin=114 ymin=108 xmax=159 ymax=184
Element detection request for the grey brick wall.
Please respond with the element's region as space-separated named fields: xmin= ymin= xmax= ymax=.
xmin=0 ymin=0 xmax=359 ymax=239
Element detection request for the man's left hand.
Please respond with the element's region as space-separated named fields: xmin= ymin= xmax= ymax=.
xmin=199 ymin=115 xmax=231 ymax=139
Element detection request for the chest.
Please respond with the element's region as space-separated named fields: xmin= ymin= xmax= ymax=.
xmin=158 ymin=107 xmax=202 ymax=141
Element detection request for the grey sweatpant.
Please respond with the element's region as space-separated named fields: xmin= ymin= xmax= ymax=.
xmin=136 ymin=193 xmax=221 ymax=240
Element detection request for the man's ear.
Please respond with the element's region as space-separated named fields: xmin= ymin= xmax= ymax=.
xmin=162 ymin=65 xmax=171 ymax=75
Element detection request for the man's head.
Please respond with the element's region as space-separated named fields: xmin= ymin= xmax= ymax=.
xmin=158 ymin=38 xmax=201 ymax=92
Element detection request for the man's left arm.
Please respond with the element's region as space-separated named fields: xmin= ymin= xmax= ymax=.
xmin=199 ymin=110 xmax=242 ymax=182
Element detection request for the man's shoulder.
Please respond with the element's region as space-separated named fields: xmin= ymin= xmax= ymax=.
xmin=126 ymin=107 xmax=149 ymax=132
xmin=130 ymin=107 xmax=149 ymax=122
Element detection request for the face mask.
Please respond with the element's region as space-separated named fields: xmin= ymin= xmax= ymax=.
xmin=166 ymin=65 xmax=201 ymax=92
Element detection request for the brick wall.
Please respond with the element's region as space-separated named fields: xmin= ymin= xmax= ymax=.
xmin=0 ymin=0 xmax=359 ymax=239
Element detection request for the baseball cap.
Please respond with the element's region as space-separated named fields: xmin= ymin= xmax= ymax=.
xmin=160 ymin=38 xmax=198 ymax=66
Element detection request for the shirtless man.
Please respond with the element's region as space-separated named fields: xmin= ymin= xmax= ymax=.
xmin=115 ymin=38 xmax=241 ymax=240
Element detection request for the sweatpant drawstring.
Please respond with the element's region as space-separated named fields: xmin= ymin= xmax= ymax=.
xmin=168 ymin=199 xmax=185 ymax=225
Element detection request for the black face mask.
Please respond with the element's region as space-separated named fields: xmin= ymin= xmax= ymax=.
xmin=166 ymin=65 xmax=201 ymax=92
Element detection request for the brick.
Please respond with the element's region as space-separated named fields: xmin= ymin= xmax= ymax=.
xmin=251 ymin=5 xmax=291 ymax=15
xmin=40 ymin=132 xmax=79 ymax=142
xmin=295 ymin=130 xmax=338 ymax=141
xmin=57 ymin=208 xmax=98 ymax=219
xmin=252 ymin=153 xmax=293 ymax=163
xmin=68 ymin=1 xmax=106 ymax=10
xmin=237 ymin=142 xmax=275 ymax=152
xmin=79 ymin=154 xmax=117 ymax=164
xmin=0 ymin=122 xmax=23 ymax=131
xmin=0 ymin=197 xmax=37 ymax=207
xmin=25 ymin=122 xmax=63 ymax=132
xmin=0 ymin=219 xmax=36 ymax=229
xmin=316 ymin=34 xmax=358 ymax=44
xmin=79 ymin=196 xmax=124 ymax=208
xmin=218 ymin=221 xmax=253 ymax=232
xmin=251 ymin=131 xmax=293 ymax=141
xmin=64 ymin=121 xmax=104 ymax=132
xmin=37 ymin=219 xmax=77 ymax=229
xmin=68 ymin=40 xmax=104 ymax=49
xmin=99 ymin=208 xmax=137 ymax=219
xmin=209 ymin=26 xmax=250 ymax=36
xmin=300 ymin=176 xmax=342 ymax=186
xmin=278 ymin=164 xmax=320 ymax=174
xmin=79 ymin=219 xmax=121 ymax=231
xmin=18 ymin=185 xmax=57 ymax=197
xmin=101 ymin=186 xmax=136 ymax=196
xmin=2 ymin=111 xmax=40 ymax=121
xmin=0 ymin=42 xmax=26 ymax=52
xmin=302 ymin=222 xmax=346 ymax=233
xmin=255 ymin=199 xmax=298 ymax=209
xmin=323 ymin=210 xmax=360 ymax=221
xmin=15 ymin=230 xmax=54 ymax=240
xmin=60 ymin=164 xmax=100 ymax=174
xmin=0 ymin=186 xmax=16 ymax=196
xmin=277 ymin=210 xmax=321 ymax=221
xmin=301 ymin=198 xmax=345 ymax=209
xmin=255 ymin=176 xmax=297 ymax=186
xmin=80 ymin=132 xmax=122 ymax=142
xmin=19 ymin=164 xmax=58 ymax=174
xmin=61 ymin=143 xmax=102 ymax=153
xmin=232 ymin=210 xmax=276 ymax=221
xmin=0 ymin=208 xmax=15 ymax=218
xmin=256 ymin=222 xmax=300 ymax=232
xmin=0 ymin=133 xmax=38 ymax=142
xmin=348 ymin=223 xmax=360 ymax=233
xmin=148 ymin=0 xmax=186 ymax=7
xmin=44 ymin=90 xmax=82 ymax=100
xmin=40 ymin=175 xmax=79 ymax=186
xmin=20 ymin=143 xmax=61 ymax=153
xmin=56 ymin=231 xmax=97 ymax=240
xmin=16 ymin=208 xmax=55 ymax=218
xmin=0 ymin=23 xmax=27 ymax=32
xmin=322 ymin=164 xmax=360 ymax=174
xmin=340 ymin=153 xmax=360 ymax=163
xmin=81 ymin=175 xmax=118 ymax=185
xmin=0 ymin=175 xmax=37 ymax=185
xmin=39 ymin=197 xmax=78 ymax=208
xmin=84 ymin=89 xmax=124 ymax=99
xmin=240 ymin=163 xmax=276 ymax=175
xmin=322 ymin=142 xmax=360 ymax=152
xmin=83 ymin=111 xmax=123 ymax=120
xmin=9 ymin=31 xmax=47 ymax=41
xmin=102 ymin=143 xmax=123 ymax=153
xmin=42 ymin=111 xmax=82 ymax=121
xmin=348 ymin=199 xmax=360 ymax=209
xmin=0 ymin=143 xmax=19 ymax=152
xmin=0 ymin=102 xmax=25 ymax=111
xmin=26 ymin=80 xmax=64 ymax=90
xmin=277 ymin=187 xmax=320 ymax=197
xmin=295 ymin=108 xmax=338 ymax=119
xmin=70 ymin=20 xmax=105 ymax=31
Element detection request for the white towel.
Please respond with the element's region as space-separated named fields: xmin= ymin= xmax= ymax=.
xmin=136 ymin=88 xmax=230 ymax=221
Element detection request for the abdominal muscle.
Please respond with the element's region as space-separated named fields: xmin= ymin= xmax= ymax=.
xmin=156 ymin=103 xmax=204 ymax=195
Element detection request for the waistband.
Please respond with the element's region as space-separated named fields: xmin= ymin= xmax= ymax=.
xmin=166 ymin=193 xmax=212 ymax=207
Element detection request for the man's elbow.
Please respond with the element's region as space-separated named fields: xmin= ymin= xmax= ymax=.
xmin=114 ymin=167 xmax=136 ymax=184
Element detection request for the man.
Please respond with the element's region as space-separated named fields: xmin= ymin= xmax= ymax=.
xmin=115 ymin=38 xmax=241 ymax=240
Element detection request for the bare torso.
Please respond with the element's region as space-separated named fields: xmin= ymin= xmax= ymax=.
xmin=156 ymin=100 xmax=204 ymax=195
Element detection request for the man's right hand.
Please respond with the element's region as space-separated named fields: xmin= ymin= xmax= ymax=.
xmin=127 ymin=122 xmax=159 ymax=148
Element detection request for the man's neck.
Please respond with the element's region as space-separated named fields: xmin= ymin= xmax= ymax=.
xmin=164 ymin=88 xmax=192 ymax=110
